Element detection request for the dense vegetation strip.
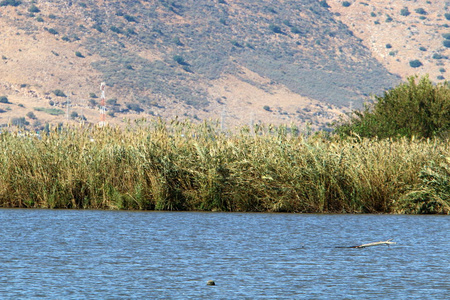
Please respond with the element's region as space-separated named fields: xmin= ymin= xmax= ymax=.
xmin=0 ymin=119 xmax=449 ymax=214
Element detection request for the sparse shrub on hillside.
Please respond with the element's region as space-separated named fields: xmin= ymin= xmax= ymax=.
xmin=46 ymin=28 xmax=58 ymax=35
xmin=26 ymin=111 xmax=36 ymax=119
xmin=433 ymin=53 xmax=445 ymax=59
xmin=443 ymin=40 xmax=450 ymax=48
xmin=415 ymin=8 xmax=427 ymax=15
xmin=385 ymin=43 xmax=392 ymax=49
xmin=291 ymin=26 xmax=302 ymax=34
xmin=62 ymin=36 xmax=70 ymax=42
xmin=79 ymin=2 xmax=87 ymax=8
xmin=75 ymin=51 xmax=84 ymax=58
xmin=385 ymin=15 xmax=393 ymax=22
xmin=318 ymin=0 xmax=330 ymax=8
xmin=342 ymin=1 xmax=351 ymax=7
xmin=28 ymin=4 xmax=39 ymax=13
xmin=282 ymin=20 xmax=292 ymax=27
xmin=89 ymin=93 xmax=98 ymax=98
xmin=48 ymin=14 xmax=56 ymax=19
xmin=106 ymin=98 xmax=118 ymax=106
xmin=370 ymin=12 xmax=376 ymax=17
xmin=231 ymin=40 xmax=242 ymax=47
xmin=173 ymin=55 xmax=188 ymax=65
xmin=440 ymin=68 xmax=446 ymax=73
xmin=218 ymin=0 xmax=226 ymax=4
xmin=70 ymin=111 xmax=79 ymax=119
xmin=400 ymin=7 xmax=410 ymax=16
xmin=110 ymin=26 xmax=122 ymax=34
xmin=0 ymin=96 xmax=9 ymax=103
xmin=419 ymin=46 xmax=426 ymax=51
xmin=0 ymin=0 xmax=21 ymax=7
xmin=124 ymin=15 xmax=137 ymax=22
xmin=11 ymin=117 xmax=29 ymax=127
xmin=263 ymin=105 xmax=271 ymax=112
xmin=442 ymin=33 xmax=450 ymax=40
xmin=36 ymin=16 xmax=44 ymax=22
xmin=409 ymin=60 xmax=422 ymax=68
xmin=445 ymin=13 xmax=450 ymax=21
xmin=53 ymin=89 xmax=67 ymax=97
xmin=89 ymin=99 xmax=97 ymax=107
xmin=437 ymin=75 xmax=445 ymax=80
xmin=93 ymin=24 xmax=103 ymax=32
xmin=269 ymin=24 xmax=283 ymax=34
xmin=172 ymin=37 xmax=183 ymax=46
xmin=126 ymin=103 xmax=144 ymax=113
xmin=126 ymin=28 xmax=136 ymax=36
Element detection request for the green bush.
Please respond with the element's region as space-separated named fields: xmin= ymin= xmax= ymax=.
xmin=53 ymin=89 xmax=67 ymax=97
xmin=46 ymin=28 xmax=58 ymax=35
xmin=415 ymin=8 xmax=427 ymax=15
xmin=0 ymin=96 xmax=9 ymax=103
xmin=26 ymin=111 xmax=37 ymax=119
xmin=409 ymin=60 xmax=422 ymax=68
xmin=269 ymin=24 xmax=283 ymax=34
xmin=124 ymin=15 xmax=137 ymax=22
xmin=318 ymin=0 xmax=330 ymax=8
xmin=126 ymin=103 xmax=144 ymax=113
xmin=342 ymin=1 xmax=351 ymax=7
xmin=334 ymin=76 xmax=450 ymax=139
xmin=11 ymin=117 xmax=29 ymax=127
xmin=173 ymin=55 xmax=188 ymax=65
xmin=444 ymin=40 xmax=450 ymax=48
xmin=28 ymin=4 xmax=39 ymax=13
xmin=110 ymin=26 xmax=122 ymax=34
xmin=445 ymin=13 xmax=450 ymax=21
xmin=263 ymin=105 xmax=271 ymax=111
xmin=75 ymin=51 xmax=84 ymax=57
xmin=0 ymin=0 xmax=21 ymax=7
xmin=400 ymin=7 xmax=410 ymax=16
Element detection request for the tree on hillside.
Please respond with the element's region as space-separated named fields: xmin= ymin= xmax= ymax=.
xmin=333 ymin=76 xmax=450 ymax=139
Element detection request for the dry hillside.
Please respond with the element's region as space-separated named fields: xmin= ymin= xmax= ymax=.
xmin=0 ymin=0 xmax=447 ymax=131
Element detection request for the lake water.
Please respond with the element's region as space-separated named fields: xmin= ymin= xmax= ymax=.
xmin=0 ymin=209 xmax=448 ymax=299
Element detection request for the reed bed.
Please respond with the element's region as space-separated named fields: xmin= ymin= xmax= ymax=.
xmin=0 ymin=119 xmax=449 ymax=213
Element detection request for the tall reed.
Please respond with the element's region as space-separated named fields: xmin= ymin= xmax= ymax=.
xmin=0 ymin=120 xmax=448 ymax=213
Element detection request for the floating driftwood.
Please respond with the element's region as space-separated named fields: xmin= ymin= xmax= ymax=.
xmin=337 ymin=239 xmax=396 ymax=249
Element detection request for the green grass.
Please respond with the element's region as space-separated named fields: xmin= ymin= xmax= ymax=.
xmin=34 ymin=107 xmax=65 ymax=116
xmin=0 ymin=120 xmax=448 ymax=214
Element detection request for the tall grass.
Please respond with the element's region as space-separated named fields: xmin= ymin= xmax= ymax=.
xmin=0 ymin=119 xmax=449 ymax=213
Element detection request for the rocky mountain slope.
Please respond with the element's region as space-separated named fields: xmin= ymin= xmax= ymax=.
xmin=0 ymin=0 xmax=447 ymax=131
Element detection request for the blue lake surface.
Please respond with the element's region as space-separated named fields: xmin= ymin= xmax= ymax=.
xmin=0 ymin=209 xmax=448 ymax=299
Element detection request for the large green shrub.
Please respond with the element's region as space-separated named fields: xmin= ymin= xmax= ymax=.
xmin=334 ymin=76 xmax=450 ymax=139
